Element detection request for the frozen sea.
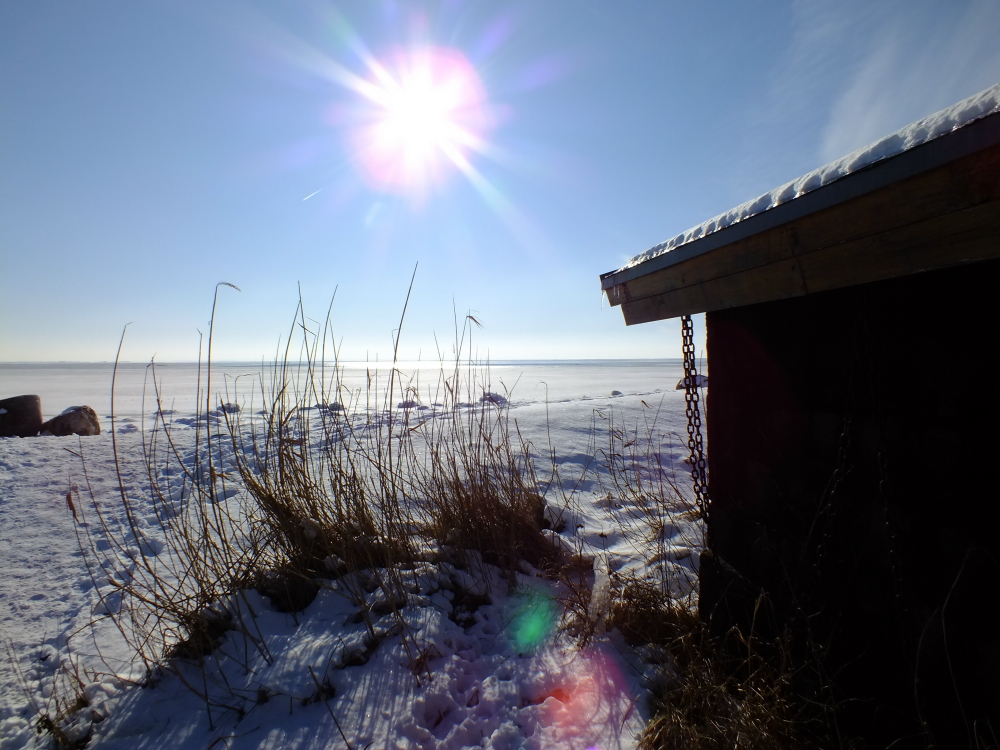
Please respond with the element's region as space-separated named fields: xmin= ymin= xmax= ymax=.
xmin=0 ymin=360 xmax=691 ymax=422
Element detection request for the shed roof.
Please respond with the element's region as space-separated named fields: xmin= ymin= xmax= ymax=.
xmin=602 ymin=83 xmax=1000 ymax=324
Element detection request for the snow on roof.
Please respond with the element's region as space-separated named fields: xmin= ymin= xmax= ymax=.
xmin=622 ymin=82 xmax=1000 ymax=272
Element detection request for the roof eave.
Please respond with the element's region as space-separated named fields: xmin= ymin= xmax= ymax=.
xmin=601 ymin=108 xmax=1000 ymax=294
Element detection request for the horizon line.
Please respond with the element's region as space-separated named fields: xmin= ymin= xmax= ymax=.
xmin=0 ymin=358 xmax=682 ymax=365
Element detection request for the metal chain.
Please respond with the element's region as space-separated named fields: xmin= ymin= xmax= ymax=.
xmin=680 ymin=315 xmax=710 ymax=520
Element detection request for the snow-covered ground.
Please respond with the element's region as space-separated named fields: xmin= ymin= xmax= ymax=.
xmin=0 ymin=361 xmax=703 ymax=749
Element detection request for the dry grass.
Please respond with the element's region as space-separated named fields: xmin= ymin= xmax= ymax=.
xmin=73 ymin=335 xmax=257 ymax=681
xmin=597 ymin=407 xmax=855 ymax=750
xmin=62 ymin=285 xmax=564 ymax=733
xmin=6 ymin=641 xmax=95 ymax=750
xmin=608 ymin=581 xmax=810 ymax=750
xmin=411 ymin=374 xmax=558 ymax=587
xmin=51 ymin=284 xmax=858 ymax=748
xmin=599 ymin=403 xmax=702 ymax=599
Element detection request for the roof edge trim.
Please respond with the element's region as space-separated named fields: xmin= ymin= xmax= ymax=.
xmin=602 ymin=106 xmax=1000 ymax=291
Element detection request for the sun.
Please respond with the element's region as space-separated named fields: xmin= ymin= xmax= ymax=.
xmin=351 ymin=47 xmax=491 ymax=193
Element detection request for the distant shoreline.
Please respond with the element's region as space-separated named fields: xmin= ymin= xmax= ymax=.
xmin=0 ymin=358 xmax=684 ymax=366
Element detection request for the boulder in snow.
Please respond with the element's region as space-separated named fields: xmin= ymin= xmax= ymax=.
xmin=675 ymin=374 xmax=709 ymax=390
xmin=40 ymin=405 xmax=101 ymax=437
xmin=257 ymin=571 xmax=321 ymax=613
xmin=0 ymin=395 xmax=43 ymax=437
xmin=479 ymin=392 xmax=507 ymax=406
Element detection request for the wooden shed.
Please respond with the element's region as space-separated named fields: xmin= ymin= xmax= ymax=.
xmin=601 ymin=84 xmax=1000 ymax=746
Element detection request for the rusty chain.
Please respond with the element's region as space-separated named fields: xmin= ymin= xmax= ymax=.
xmin=680 ymin=314 xmax=710 ymax=520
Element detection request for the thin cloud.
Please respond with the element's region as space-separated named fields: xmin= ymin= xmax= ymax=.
xmin=820 ymin=0 xmax=1000 ymax=160
xmin=725 ymin=0 xmax=885 ymax=199
xmin=725 ymin=0 xmax=1000 ymax=206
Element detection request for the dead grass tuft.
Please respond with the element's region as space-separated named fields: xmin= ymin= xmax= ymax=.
xmin=599 ymin=407 xmax=852 ymax=749
xmin=607 ymin=581 xmax=808 ymax=749
xmin=63 ymin=285 xmax=572 ymax=732
xmin=7 ymin=641 xmax=96 ymax=750
xmin=414 ymin=393 xmax=558 ymax=585
xmin=609 ymin=578 xmax=701 ymax=648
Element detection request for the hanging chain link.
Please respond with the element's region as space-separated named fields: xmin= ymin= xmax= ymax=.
xmin=680 ymin=315 xmax=710 ymax=520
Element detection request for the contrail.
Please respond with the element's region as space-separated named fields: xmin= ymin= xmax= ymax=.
xmin=303 ymin=188 xmax=324 ymax=201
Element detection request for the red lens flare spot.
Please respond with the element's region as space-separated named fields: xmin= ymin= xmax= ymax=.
xmin=531 ymin=647 xmax=634 ymax=747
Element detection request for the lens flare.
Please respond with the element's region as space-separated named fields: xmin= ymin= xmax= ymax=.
xmin=532 ymin=647 xmax=634 ymax=748
xmin=350 ymin=46 xmax=491 ymax=193
xmin=510 ymin=591 xmax=557 ymax=653
xmin=249 ymin=6 xmax=559 ymax=246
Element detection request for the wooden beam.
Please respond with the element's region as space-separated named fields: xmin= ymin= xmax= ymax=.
xmin=609 ymin=141 xmax=1000 ymax=318
xmin=622 ymin=259 xmax=806 ymax=324
xmin=800 ymin=200 xmax=1000 ymax=295
xmin=621 ymin=198 xmax=1000 ymax=325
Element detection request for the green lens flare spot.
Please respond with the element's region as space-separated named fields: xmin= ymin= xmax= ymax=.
xmin=511 ymin=592 xmax=557 ymax=652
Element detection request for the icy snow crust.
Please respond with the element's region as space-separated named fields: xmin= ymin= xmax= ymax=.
xmin=0 ymin=361 xmax=701 ymax=750
xmin=622 ymin=82 xmax=1000 ymax=272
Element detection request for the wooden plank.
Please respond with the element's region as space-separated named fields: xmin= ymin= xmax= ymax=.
xmin=620 ymin=198 xmax=1000 ymax=324
xmin=799 ymin=200 xmax=1000 ymax=294
xmin=622 ymin=259 xmax=807 ymax=324
xmin=612 ymin=223 xmax=797 ymax=309
xmin=609 ymin=142 xmax=1000 ymax=309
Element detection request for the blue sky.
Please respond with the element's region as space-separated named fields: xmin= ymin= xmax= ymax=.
xmin=2 ymin=0 xmax=998 ymax=362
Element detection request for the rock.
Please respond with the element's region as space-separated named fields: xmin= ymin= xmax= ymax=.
xmin=215 ymin=403 xmax=241 ymax=415
xmin=610 ymin=390 xmax=623 ymax=396
xmin=40 ymin=406 xmax=101 ymax=436
xmin=316 ymin=402 xmax=345 ymax=412
xmin=675 ymin=374 xmax=709 ymax=390
xmin=397 ymin=400 xmax=420 ymax=409
xmin=257 ymin=571 xmax=320 ymax=613
xmin=479 ymin=392 xmax=507 ymax=406
xmin=0 ymin=395 xmax=43 ymax=437
xmin=542 ymin=503 xmax=567 ymax=533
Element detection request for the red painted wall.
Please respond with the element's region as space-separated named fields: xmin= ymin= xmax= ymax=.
xmin=701 ymin=259 xmax=1000 ymax=746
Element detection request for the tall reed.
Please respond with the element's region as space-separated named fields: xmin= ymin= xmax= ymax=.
xmin=69 ymin=285 xmax=567 ymax=732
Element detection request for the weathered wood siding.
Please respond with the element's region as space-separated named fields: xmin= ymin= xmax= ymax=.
xmin=701 ymin=260 xmax=1000 ymax=745
xmin=608 ymin=140 xmax=1000 ymax=323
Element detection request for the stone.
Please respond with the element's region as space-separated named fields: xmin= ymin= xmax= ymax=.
xmin=314 ymin=402 xmax=345 ymax=413
xmin=40 ymin=406 xmax=101 ymax=437
xmin=257 ymin=571 xmax=320 ymax=613
xmin=675 ymin=374 xmax=709 ymax=390
xmin=0 ymin=395 xmax=43 ymax=437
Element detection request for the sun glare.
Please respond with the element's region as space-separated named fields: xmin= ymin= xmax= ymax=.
xmin=351 ymin=47 xmax=491 ymax=193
